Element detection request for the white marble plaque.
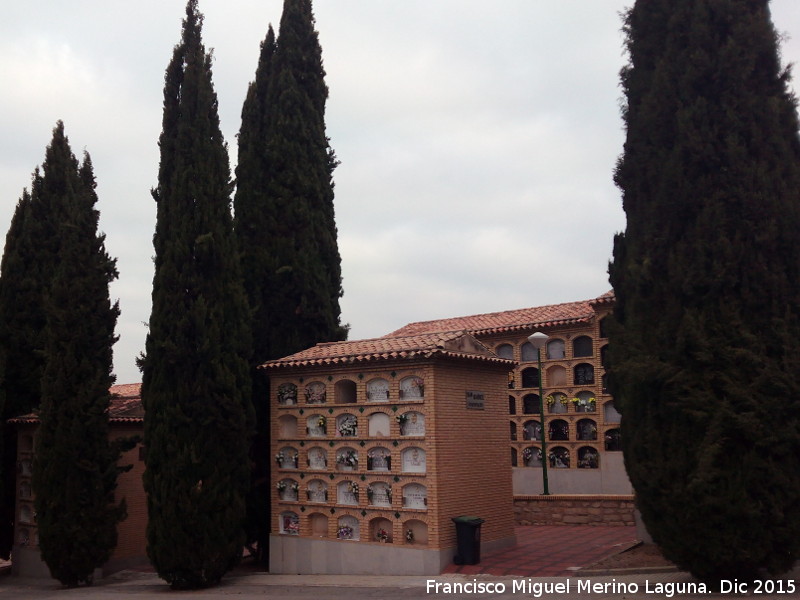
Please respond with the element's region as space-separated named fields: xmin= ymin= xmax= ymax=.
xmin=308 ymin=448 xmax=327 ymax=469
xmin=400 ymin=412 xmax=425 ymax=436
xmin=367 ymin=378 xmax=390 ymax=402
xmin=401 ymin=447 xmax=426 ymax=473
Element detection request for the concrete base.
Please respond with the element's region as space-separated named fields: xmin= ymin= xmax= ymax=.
xmin=513 ymin=452 xmax=633 ymax=495
xmin=269 ymin=533 xmax=517 ymax=575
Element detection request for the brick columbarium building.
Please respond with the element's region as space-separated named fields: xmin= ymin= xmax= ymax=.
xmin=9 ymin=383 xmax=147 ymax=578
xmin=9 ymin=292 xmax=633 ymax=577
xmin=262 ymin=330 xmax=517 ymax=575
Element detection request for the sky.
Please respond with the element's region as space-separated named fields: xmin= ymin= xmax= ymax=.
xmin=1 ymin=1 xmax=799 ymax=385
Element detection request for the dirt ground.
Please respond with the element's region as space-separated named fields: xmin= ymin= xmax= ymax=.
xmin=587 ymin=542 xmax=677 ymax=571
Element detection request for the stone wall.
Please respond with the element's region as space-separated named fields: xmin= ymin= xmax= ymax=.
xmin=514 ymin=495 xmax=635 ymax=526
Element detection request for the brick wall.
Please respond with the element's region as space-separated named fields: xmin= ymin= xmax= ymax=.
xmin=513 ymin=495 xmax=634 ymax=526
xmin=111 ymin=425 xmax=147 ymax=563
xmin=430 ymin=360 xmax=515 ymax=549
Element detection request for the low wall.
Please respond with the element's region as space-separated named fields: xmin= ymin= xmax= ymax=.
xmin=514 ymin=495 xmax=635 ymax=526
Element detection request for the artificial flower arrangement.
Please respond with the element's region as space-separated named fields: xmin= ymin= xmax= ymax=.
xmin=336 ymin=450 xmax=358 ymax=468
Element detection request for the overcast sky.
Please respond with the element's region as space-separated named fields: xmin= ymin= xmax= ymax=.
xmin=1 ymin=1 xmax=799 ymax=385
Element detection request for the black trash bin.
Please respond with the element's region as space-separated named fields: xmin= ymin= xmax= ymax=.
xmin=452 ymin=516 xmax=485 ymax=565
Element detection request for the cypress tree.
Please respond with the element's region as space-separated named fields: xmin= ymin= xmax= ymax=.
xmin=141 ymin=0 xmax=253 ymax=588
xmin=31 ymin=122 xmax=129 ymax=586
xmin=234 ymin=0 xmax=346 ymax=564
xmin=609 ymin=0 xmax=800 ymax=580
xmin=234 ymin=0 xmax=346 ymax=364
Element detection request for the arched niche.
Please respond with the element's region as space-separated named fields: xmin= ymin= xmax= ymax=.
xmin=510 ymin=447 xmax=518 ymax=466
xmin=549 ymin=446 xmax=570 ymax=468
xmin=275 ymin=446 xmax=298 ymax=469
xmin=370 ymin=517 xmax=393 ymax=543
xmin=599 ymin=316 xmax=609 ymax=338
xmin=522 ymin=420 xmax=542 ymax=441
xmin=572 ymin=391 xmax=596 ymax=413
xmin=522 ymin=393 xmax=539 ymax=414
xmin=600 ymin=344 xmax=609 ymax=369
xmin=403 ymin=519 xmax=428 ymax=545
xmin=304 ymin=381 xmax=327 ymax=404
xmin=337 ymin=515 xmax=360 ymax=540
xmin=401 ymin=447 xmax=426 ymax=473
xmin=334 ymin=379 xmax=357 ymax=404
xmin=309 ymin=513 xmax=329 ymax=538
xmin=367 ymin=412 xmax=390 ymax=437
xmin=604 ymin=401 xmax=621 ymax=424
xmin=366 ymin=378 xmax=390 ymax=402
xmin=335 ymin=447 xmax=359 ymax=471
xmin=546 ymin=338 xmax=566 ymax=359
xmin=19 ymin=481 xmax=31 ymax=499
xmin=399 ymin=376 xmax=424 ymax=399
xmin=279 ymin=511 xmax=300 ymax=535
xmin=546 ymin=393 xmax=568 ymax=414
xmin=398 ymin=411 xmax=425 ymax=436
xmin=521 ymin=367 xmax=539 ymax=388
xmin=605 ymin=428 xmax=622 ymax=451
xmin=548 ymin=419 xmax=569 ymax=441
xmin=573 ymin=335 xmax=593 ymax=357
xmin=522 ymin=446 xmax=542 ymax=467
xmin=574 ymin=363 xmax=595 ymax=385
xmin=520 ymin=342 xmax=537 ymax=362
xmin=510 ymin=421 xmax=517 ymax=441
xmin=336 ymin=413 xmax=358 ymax=437
xmin=546 ymin=365 xmax=567 ymax=387
xmin=19 ymin=459 xmax=32 ymax=477
xmin=337 ymin=480 xmax=359 ymax=505
xmin=367 ymin=481 xmax=392 ymax=507
xmin=402 ymin=483 xmax=427 ymax=509
xmin=19 ymin=504 xmax=33 ymax=523
xmin=508 ymin=395 xmax=517 ymax=414
xmin=278 ymin=414 xmax=298 ymax=438
xmin=277 ymin=478 xmax=299 ymax=501
xmin=306 ymin=479 xmax=328 ymax=503
xmin=306 ymin=414 xmax=326 ymax=437
xmin=577 ymin=419 xmax=597 ymax=441
xmin=578 ymin=447 xmax=599 ymax=469
xmin=277 ymin=382 xmax=298 ymax=405
xmin=307 ymin=446 xmax=328 ymax=470
xmin=367 ymin=447 xmax=391 ymax=471
xmin=495 ymin=343 xmax=514 ymax=360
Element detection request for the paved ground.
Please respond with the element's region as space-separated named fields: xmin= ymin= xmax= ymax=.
xmin=4 ymin=526 xmax=799 ymax=599
xmin=443 ymin=525 xmax=638 ymax=577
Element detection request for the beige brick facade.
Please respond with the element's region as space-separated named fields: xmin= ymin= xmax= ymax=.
xmin=264 ymin=331 xmax=517 ymax=573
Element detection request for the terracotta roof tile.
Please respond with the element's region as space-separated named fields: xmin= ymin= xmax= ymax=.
xmin=384 ymin=294 xmax=613 ymax=338
xmin=8 ymin=383 xmax=143 ymax=424
xmin=261 ymin=331 xmax=514 ymax=370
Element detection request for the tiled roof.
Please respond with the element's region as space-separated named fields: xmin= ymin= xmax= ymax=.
xmin=8 ymin=383 xmax=143 ymax=424
xmin=261 ymin=331 xmax=514 ymax=370
xmin=385 ymin=293 xmax=614 ymax=338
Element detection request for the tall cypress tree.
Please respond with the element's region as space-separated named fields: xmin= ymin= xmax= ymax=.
xmin=31 ymin=122 xmax=129 ymax=586
xmin=609 ymin=0 xmax=800 ymax=580
xmin=234 ymin=0 xmax=346 ymax=564
xmin=234 ymin=0 xmax=346 ymax=364
xmin=0 ymin=162 xmax=61 ymax=558
xmin=141 ymin=0 xmax=253 ymax=589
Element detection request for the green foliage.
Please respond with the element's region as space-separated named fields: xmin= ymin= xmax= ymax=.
xmin=609 ymin=0 xmax=800 ymax=581
xmin=141 ymin=0 xmax=253 ymax=589
xmin=234 ymin=0 xmax=346 ymax=365
xmin=234 ymin=0 xmax=346 ymax=564
xmin=30 ymin=122 xmax=128 ymax=586
xmin=0 ymin=137 xmax=67 ymax=557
